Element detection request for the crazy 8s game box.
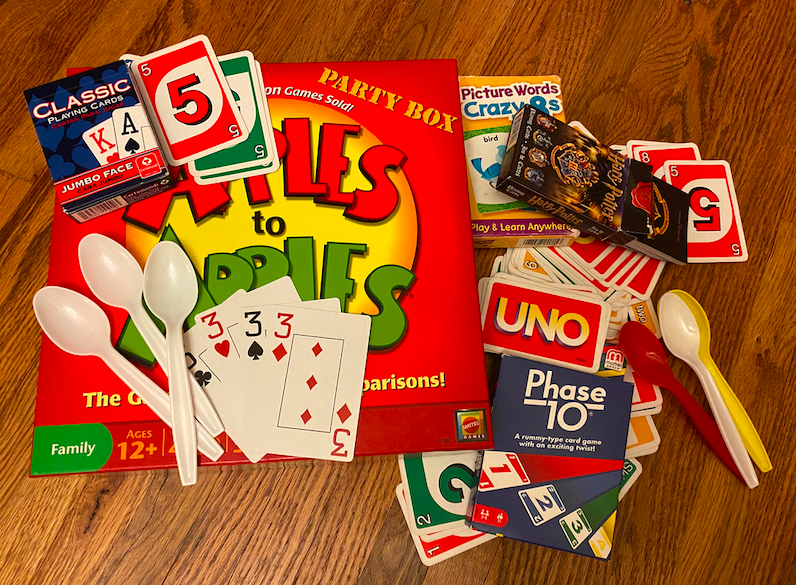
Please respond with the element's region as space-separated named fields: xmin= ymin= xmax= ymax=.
xmin=32 ymin=59 xmax=493 ymax=476
xmin=468 ymin=356 xmax=633 ymax=560
xmin=24 ymin=62 xmax=173 ymax=222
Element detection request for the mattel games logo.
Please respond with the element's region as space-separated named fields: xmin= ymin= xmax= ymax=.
xmin=455 ymin=409 xmax=487 ymax=442
xmin=481 ymin=281 xmax=608 ymax=373
xmin=603 ymin=347 xmax=625 ymax=372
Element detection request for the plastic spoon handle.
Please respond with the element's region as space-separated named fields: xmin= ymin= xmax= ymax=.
xmin=129 ymin=304 xmax=224 ymax=437
xmin=102 ymin=350 xmax=223 ymax=461
xmin=166 ymin=324 xmax=198 ymax=486
xmin=662 ymin=374 xmax=743 ymax=482
xmin=689 ymin=361 xmax=758 ymax=488
xmin=707 ymin=358 xmax=772 ymax=472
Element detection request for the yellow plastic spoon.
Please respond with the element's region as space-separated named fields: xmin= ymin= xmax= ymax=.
xmin=666 ymin=290 xmax=772 ymax=473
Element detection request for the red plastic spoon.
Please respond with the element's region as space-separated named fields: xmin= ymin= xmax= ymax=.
xmin=620 ymin=321 xmax=742 ymax=482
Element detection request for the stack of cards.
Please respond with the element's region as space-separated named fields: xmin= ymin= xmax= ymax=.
xmin=123 ymin=37 xmax=279 ymax=184
xmin=396 ymin=451 xmax=495 ymax=565
xmin=613 ymin=138 xmax=748 ymax=263
xmin=183 ymin=276 xmax=371 ymax=463
xmin=468 ymin=357 xmax=635 ymax=560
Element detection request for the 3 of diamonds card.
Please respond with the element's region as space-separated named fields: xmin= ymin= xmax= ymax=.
xmin=241 ymin=304 xmax=371 ymax=461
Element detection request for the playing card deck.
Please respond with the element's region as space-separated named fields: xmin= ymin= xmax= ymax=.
xmin=459 ymin=75 xmax=579 ymax=248
xmin=24 ymin=62 xmax=173 ymax=222
xmin=467 ymin=356 xmax=634 ymax=560
xmin=395 ymin=483 xmax=495 ymax=565
xmin=396 ymin=451 xmax=496 ymax=565
xmin=188 ymin=51 xmax=279 ymax=183
xmin=129 ymin=36 xmax=250 ymax=166
xmin=495 ymin=106 xmax=690 ymax=264
xmin=479 ymin=275 xmax=610 ymax=373
xmin=625 ymin=140 xmax=748 ymax=263
xmin=184 ymin=276 xmax=371 ymax=462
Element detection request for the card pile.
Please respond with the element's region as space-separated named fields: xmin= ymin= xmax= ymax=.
xmin=467 ymin=357 xmax=634 ymax=560
xmin=123 ymin=37 xmax=280 ymax=184
xmin=612 ymin=140 xmax=748 ymax=263
xmin=396 ymin=451 xmax=496 ymax=565
xmin=183 ymin=276 xmax=371 ymax=463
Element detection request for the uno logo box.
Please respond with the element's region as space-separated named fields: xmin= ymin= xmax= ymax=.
xmin=480 ymin=278 xmax=609 ymax=373
xmin=24 ymin=62 xmax=173 ymax=223
xmin=466 ymin=356 xmax=633 ymax=560
xmin=494 ymin=104 xmax=689 ymax=264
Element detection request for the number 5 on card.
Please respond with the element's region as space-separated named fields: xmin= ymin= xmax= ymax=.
xmin=131 ymin=35 xmax=249 ymax=165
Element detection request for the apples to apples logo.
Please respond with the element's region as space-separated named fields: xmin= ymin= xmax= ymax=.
xmin=118 ymin=98 xmax=420 ymax=365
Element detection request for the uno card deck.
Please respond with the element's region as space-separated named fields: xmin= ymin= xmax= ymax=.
xmin=468 ymin=357 xmax=634 ymax=560
xmin=189 ymin=51 xmax=279 ymax=183
xmin=24 ymin=62 xmax=172 ymax=222
xmin=664 ymin=160 xmax=748 ymax=263
xmin=626 ymin=415 xmax=661 ymax=457
xmin=480 ymin=277 xmax=609 ymax=373
xmin=130 ymin=35 xmax=249 ymax=165
xmin=398 ymin=451 xmax=479 ymax=534
xmin=395 ymin=484 xmax=495 ymax=565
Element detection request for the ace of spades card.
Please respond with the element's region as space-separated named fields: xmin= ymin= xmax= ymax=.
xmin=253 ymin=305 xmax=371 ymax=461
xmin=112 ymin=105 xmax=157 ymax=157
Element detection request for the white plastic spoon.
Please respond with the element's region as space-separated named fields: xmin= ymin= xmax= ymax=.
xmin=78 ymin=234 xmax=223 ymax=437
xmin=658 ymin=291 xmax=758 ymax=489
xmin=143 ymin=242 xmax=200 ymax=486
xmin=32 ymin=286 xmax=223 ymax=461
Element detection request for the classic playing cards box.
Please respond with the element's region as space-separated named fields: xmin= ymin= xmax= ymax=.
xmin=495 ymin=105 xmax=688 ymax=264
xmin=459 ymin=76 xmax=578 ymax=248
xmin=467 ymin=356 xmax=633 ymax=560
xmin=32 ymin=58 xmax=493 ymax=476
xmin=24 ymin=62 xmax=173 ymax=223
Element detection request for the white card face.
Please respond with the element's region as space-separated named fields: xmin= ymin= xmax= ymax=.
xmin=82 ymin=118 xmax=118 ymax=164
xmin=252 ymin=305 xmax=371 ymax=461
xmin=395 ymin=484 xmax=495 ymax=566
xmin=477 ymin=451 xmax=531 ymax=492
xmin=519 ymin=484 xmax=566 ymax=526
xmin=112 ymin=105 xmax=156 ymax=157
xmin=182 ymin=277 xmax=301 ymax=463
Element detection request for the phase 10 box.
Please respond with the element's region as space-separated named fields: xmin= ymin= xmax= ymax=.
xmin=24 ymin=62 xmax=173 ymax=223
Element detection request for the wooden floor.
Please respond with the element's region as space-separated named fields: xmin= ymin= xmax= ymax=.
xmin=2 ymin=0 xmax=795 ymax=583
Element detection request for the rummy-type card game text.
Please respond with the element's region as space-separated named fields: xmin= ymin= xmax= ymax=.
xmin=459 ymin=76 xmax=578 ymax=248
xmin=32 ymin=59 xmax=493 ymax=476
xmin=24 ymin=62 xmax=173 ymax=223
xmin=468 ymin=356 xmax=633 ymax=560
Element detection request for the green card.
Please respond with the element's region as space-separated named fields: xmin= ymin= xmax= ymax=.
xmin=189 ymin=51 xmax=278 ymax=177
xmin=397 ymin=451 xmax=478 ymax=534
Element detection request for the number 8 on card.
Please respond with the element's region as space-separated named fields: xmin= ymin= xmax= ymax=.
xmin=132 ymin=35 xmax=249 ymax=165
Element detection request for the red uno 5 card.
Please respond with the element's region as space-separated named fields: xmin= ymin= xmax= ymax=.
xmin=132 ymin=35 xmax=249 ymax=165
xmin=481 ymin=279 xmax=609 ymax=373
xmin=664 ymin=160 xmax=748 ymax=263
